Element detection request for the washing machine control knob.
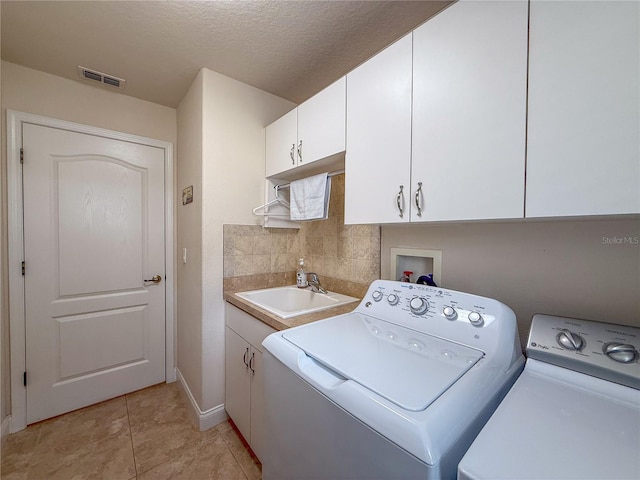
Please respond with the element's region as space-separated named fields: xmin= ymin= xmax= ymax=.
xmin=409 ymin=297 xmax=429 ymax=315
xmin=603 ymin=343 xmax=638 ymax=363
xmin=443 ymin=306 xmax=457 ymax=320
xmin=371 ymin=290 xmax=383 ymax=302
xmin=387 ymin=293 xmax=400 ymax=306
xmin=556 ymin=329 xmax=584 ymax=351
xmin=468 ymin=311 xmax=484 ymax=327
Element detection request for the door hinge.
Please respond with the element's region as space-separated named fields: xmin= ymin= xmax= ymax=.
xmin=21 ymin=261 xmax=25 ymax=276
xmin=20 ymin=148 xmax=24 ymax=164
xmin=23 ymin=371 xmax=27 ymax=387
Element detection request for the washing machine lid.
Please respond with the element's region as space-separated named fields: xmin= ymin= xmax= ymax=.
xmin=282 ymin=312 xmax=483 ymax=412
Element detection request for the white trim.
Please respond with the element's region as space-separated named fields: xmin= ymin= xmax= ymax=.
xmin=176 ymin=368 xmax=228 ymax=431
xmin=389 ymin=247 xmax=443 ymax=286
xmin=7 ymin=110 xmax=176 ymax=431
xmin=7 ymin=110 xmax=27 ymax=432
xmin=1 ymin=415 xmax=11 ymax=447
xmin=164 ymin=122 xmax=176 ymax=384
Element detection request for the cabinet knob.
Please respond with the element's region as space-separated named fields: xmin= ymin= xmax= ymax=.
xmin=415 ymin=182 xmax=423 ymax=217
xmin=396 ymin=185 xmax=404 ymax=218
xmin=297 ymin=140 xmax=303 ymax=163
xmin=243 ymin=347 xmax=249 ymax=368
xmin=249 ymin=351 xmax=255 ymax=375
xmin=290 ymin=144 xmax=295 ymax=165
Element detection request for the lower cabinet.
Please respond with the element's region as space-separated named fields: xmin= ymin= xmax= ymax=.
xmin=225 ymin=303 xmax=276 ymax=461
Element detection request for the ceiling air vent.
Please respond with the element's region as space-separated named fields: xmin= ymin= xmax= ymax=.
xmin=77 ymin=66 xmax=126 ymax=89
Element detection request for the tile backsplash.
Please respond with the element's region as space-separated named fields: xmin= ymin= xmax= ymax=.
xmin=223 ymin=174 xmax=380 ymax=298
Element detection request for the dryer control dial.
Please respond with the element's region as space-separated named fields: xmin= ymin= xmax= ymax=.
xmin=371 ymin=290 xmax=383 ymax=302
xmin=556 ymin=329 xmax=585 ymax=351
xmin=603 ymin=343 xmax=638 ymax=363
xmin=443 ymin=306 xmax=457 ymax=320
xmin=409 ymin=297 xmax=429 ymax=315
xmin=387 ymin=293 xmax=400 ymax=306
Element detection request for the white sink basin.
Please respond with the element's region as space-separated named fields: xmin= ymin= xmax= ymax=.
xmin=236 ymin=286 xmax=359 ymax=319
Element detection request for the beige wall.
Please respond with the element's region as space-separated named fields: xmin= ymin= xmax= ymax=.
xmin=201 ymin=68 xmax=295 ymax=411
xmin=176 ymin=70 xmax=205 ymax=407
xmin=176 ymin=67 xmax=294 ymax=413
xmin=1 ymin=62 xmax=176 ymax=142
xmin=382 ymin=218 xmax=640 ymax=347
xmin=0 ymin=61 xmax=177 ymax=429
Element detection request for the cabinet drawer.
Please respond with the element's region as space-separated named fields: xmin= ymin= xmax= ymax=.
xmin=226 ymin=303 xmax=277 ymax=352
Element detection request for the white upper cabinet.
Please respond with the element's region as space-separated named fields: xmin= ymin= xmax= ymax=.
xmin=345 ymin=34 xmax=413 ymax=224
xmin=265 ymin=109 xmax=297 ymax=178
xmin=298 ymin=77 xmax=346 ymax=167
xmin=526 ymin=1 xmax=640 ymax=217
xmin=411 ymin=0 xmax=528 ymax=221
xmin=265 ymin=77 xmax=346 ymax=178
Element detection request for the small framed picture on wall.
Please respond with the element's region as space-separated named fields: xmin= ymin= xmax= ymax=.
xmin=182 ymin=185 xmax=193 ymax=205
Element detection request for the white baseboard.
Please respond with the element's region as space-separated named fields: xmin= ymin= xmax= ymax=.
xmin=176 ymin=368 xmax=228 ymax=432
xmin=167 ymin=365 xmax=177 ymax=383
xmin=1 ymin=415 xmax=11 ymax=446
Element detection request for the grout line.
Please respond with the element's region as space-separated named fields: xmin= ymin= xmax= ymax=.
xmin=219 ymin=422 xmax=261 ymax=480
xmin=124 ymin=394 xmax=139 ymax=478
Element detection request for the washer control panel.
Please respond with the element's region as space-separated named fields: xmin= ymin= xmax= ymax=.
xmin=355 ymin=280 xmax=520 ymax=359
xmin=365 ymin=285 xmax=495 ymax=329
xmin=528 ymin=314 xmax=639 ymax=389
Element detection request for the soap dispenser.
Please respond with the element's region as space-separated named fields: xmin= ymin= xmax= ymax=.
xmin=296 ymin=258 xmax=307 ymax=288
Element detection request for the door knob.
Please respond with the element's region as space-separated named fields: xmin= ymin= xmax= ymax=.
xmin=144 ymin=275 xmax=162 ymax=284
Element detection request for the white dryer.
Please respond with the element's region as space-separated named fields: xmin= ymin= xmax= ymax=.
xmin=458 ymin=314 xmax=640 ymax=480
xmin=262 ymin=280 xmax=525 ymax=480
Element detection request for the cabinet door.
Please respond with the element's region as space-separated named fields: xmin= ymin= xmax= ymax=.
xmin=345 ymin=34 xmax=413 ymax=224
xmin=526 ymin=1 xmax=640 ymax=217
xmin=297 ymin=77 xmax=346 ymax=167
xmin=249 ymin=348 xmax=265 ymax=461
xmin=411 ymin=0 xmax=527 ymax=222
xmin=265 ymin=108 xmax=298 ymax=177
xmin=224 ymin=326 xmax=251 ymax=443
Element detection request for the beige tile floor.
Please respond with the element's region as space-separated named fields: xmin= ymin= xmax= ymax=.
xmin=0 ymin=383 xmax=261 ymax=480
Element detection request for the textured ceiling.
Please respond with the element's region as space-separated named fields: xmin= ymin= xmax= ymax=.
xmin=1 ymin=1 xmax=452 ymax=107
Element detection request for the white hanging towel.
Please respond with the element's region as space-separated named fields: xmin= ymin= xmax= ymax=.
xmin=289 ymin=172 xmax=332 ymax=221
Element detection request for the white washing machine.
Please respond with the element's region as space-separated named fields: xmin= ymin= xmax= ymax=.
xmin=458 ymin=314 xmax=640 ymax=480
xmin=262 ymin=279 xmax=525 ymax=480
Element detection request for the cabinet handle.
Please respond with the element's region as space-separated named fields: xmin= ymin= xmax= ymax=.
xmin=297 ymin=140 xmax=303 ymax=163
xmin=415 ymin=182 xmax=423 ymax=217
xmin=249 ymin=352 xmax=255 ymax=375
xmin=396 ymin=185 xmax=404 ymax=218
xmin=290 ymin=144 xmax=295 ymax=165
xmin=243 ymin=347 xmax=249 ymax=368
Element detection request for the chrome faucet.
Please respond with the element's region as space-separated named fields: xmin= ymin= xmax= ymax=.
xmin=307 ymin=272 xmax=327 ymax=294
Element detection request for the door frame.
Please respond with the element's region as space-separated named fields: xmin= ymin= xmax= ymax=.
xmin=7 ymin=110 xmax=176 ymax=432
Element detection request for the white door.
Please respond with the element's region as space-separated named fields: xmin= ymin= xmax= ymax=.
xmin=526 ymin=0 xmax=640 ymax=217
xmin=265 ymin=108 xmax=298 ymax=177
xmin=345 ymin=34 xmax=413 ymax=224
xmin=224 ymin=326 xmax=251 ymax=443
xmin=411 ymin=0 xmax=527 ymax=222
xmin=297 ymin=77 xmax=346 ymax=166
xmin=23 ymin=123 xmax=166 ymax=424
